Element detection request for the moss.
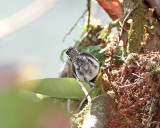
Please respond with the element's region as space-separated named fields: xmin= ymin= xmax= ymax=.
xmin=71 ymin=104 xmax=91 ymax=128
xmin=127 ymin=6 xmax=147 ymax=53
xmin=150 ymin=66 xmax=160 ymax=74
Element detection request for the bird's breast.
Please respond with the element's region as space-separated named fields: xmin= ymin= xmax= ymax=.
xmin=74 ymin=55 xmax=100 ymax=82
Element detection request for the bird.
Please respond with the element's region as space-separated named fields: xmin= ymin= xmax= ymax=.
xmin=65 ymin=47 xmax=100 ymax=88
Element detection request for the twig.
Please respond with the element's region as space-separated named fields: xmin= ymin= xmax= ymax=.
xmin=87 ymin=0 xmax=91 ymax=31
xmin=146 ymin=98 xmax=157 ymax=128
xmin=76 ymin=79 xmax=91 ymax=102
xmin=63 ymin=9 xmax=87 ymax=42
xmin=132 ymin=73 xmax=144 ymax=79
xmin=67 ymin=99 xmax=71 ymax=113
xmin=118 ymin=6 xmax=138 ymax=43
xmin=79 ymin=28 xmax=92 ymax=43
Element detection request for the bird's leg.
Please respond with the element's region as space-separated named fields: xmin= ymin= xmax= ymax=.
xmin=76 ymin=78 xmax=91 ymax=102
xmin=76 ymin=76 xmax=95 ymax=111
xmin=77 ymin=82 xmax=95 ymax=111
xmin=73 ymin=70 xmax=92 ymax=103
xmin=88 ymin=81 xmax=94 ymax=88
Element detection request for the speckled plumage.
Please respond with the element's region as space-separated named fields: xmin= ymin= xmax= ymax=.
xmin=66 ymin=47 xmax=100 ymax=82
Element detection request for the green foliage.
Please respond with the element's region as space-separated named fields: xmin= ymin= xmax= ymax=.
xmin=114 ymin=48 xmax=128 ymax=66
xmin=0 ymin=78 xmax=101 ymax=128
xmin=0 ymin=90 xmax=45 ymax=128
xmin=82 ymin=19 xmax=101 ymax=32
xmin=60 ymin=49 xmax=67 ymax=62
xmin=150 ymin=66 xmax=160 ymax=74
xmin=60 ymin=45 xmax=105 ymax=66
xmin=79 ymin=45 xmax=105 ymax=66
xmin=24 ymin=78 xmax=99 ymax=100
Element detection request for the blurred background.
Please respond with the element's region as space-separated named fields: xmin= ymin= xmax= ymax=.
xmin=0 ymin=0 xmax=110 ymax=79
xmin=0 ymin=1 xmax=111 ymax=128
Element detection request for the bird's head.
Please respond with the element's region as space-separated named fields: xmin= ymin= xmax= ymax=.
xmin=65 ymin=47 xmax=79 ymax=60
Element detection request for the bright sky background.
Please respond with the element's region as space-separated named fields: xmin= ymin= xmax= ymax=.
xmin=0 ymin=0 xmax=110 ymax=79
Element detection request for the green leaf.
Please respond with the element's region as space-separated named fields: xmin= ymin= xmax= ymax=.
xmin=60 ymin=49 xmax=67 ymax=62
xmin=23 ymin=78 xmax=98 ymax=100
xmin=79 ymin=45 xmax=105 ymax=66
xmin=0 ymin=90 xmax=45 ymax=128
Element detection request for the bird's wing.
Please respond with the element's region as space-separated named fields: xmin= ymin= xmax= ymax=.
xmin=80 ymin=53 xmax=99 ymax=63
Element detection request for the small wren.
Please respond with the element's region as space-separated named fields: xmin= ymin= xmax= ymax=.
xmin=65 ymin=47 xmax=100 ymax=87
